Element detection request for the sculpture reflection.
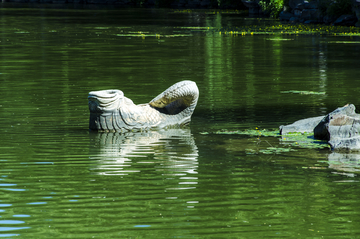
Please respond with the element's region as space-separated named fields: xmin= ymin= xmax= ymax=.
xmin=89 ymin=128 xmax=198 ymax=181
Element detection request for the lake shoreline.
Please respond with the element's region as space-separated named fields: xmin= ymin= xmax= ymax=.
xmin=0 ymin=0 xmax=243 ymax=9
xmin=1 ymin=0 xmax=359 ymax=27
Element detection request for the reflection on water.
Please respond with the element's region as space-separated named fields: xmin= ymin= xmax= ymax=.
xmin=328 ymin=152 xmax=360 ymax=178
xmin=89 ymin=128 xmax=198 ymax=181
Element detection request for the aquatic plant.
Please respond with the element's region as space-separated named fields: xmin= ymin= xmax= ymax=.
xmin=116 ymin=32 xmax=192 ymax=39
xmin=213 ymin=128 xmax=279 ymax=137
xmin=281 ymin=90 xmax=326 ymax=95
xmin=259 ymin=147 xmax=296 ymax=154
xmin=280 ymin=132 xmax=330 ymax=149
xmin=114 ymin=10 xmax=360 ymax=40
xmin=258 ymin=0 xmax=285 ymax=18
xmin=219 ymin=24 xmax=360 ymax=36
xmin=201 ymin=127 xmax=330 ymax=155
xmin=245 ymin=147 xmax=296 ymax=154
xmin=205 ymin=23 xmax=360 ymax=37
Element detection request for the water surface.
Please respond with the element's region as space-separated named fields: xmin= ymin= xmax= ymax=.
xmin=1 ymin=5 xmax=360 ymax=238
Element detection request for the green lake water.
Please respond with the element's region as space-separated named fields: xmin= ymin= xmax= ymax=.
xmin=1 ymin=4 xmax=360 ymax=238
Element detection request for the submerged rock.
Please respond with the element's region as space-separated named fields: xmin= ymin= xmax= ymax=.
xmin=280 ymin=104 xmax=360 ymax=151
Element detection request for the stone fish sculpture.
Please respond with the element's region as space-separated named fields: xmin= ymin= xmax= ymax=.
xmin=88 ymin=80 xmax=199 ymax=132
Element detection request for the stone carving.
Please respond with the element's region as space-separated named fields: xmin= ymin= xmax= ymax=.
xmin=88 ymin=81 xmax=199 ymax=132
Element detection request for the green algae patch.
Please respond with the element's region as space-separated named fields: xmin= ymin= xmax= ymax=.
xmin=246 ymin=146 xmax=297 ymax=155
xmin=193 ymin=22 xmax=360 ymax=37
xmin=259 ymin=147 xmax=296 ymax=154
xmin=329 ymin=41 xmax=360 ymax=44
xmin=172 ymin=9 xmax=248 ymax=15
xmin=116 ymin=33 xmax=192 ymax=38
xmin=213 ymin=128 xmax=279 ymax=137
xmin=266 ymin=38 xmax=294 ymax=41
xmin=280 ymin=132 xmax=330 ymax=149
xmin=281 ymin=90 xmax=326 ymax=95
xmin=200 ymin=128 xmax=330 ymax=155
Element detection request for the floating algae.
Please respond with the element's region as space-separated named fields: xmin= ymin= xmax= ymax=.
xmin=281 ymin=90 xmax=326 ymax=95
xmin=200 ymin=128 xmax=330 ymax=155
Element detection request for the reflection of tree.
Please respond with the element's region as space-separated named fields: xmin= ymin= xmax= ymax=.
xmin=200 ymin=15 xmax=334 ymax=127
xmin=89 ymin=128 xmax=198 ymax=179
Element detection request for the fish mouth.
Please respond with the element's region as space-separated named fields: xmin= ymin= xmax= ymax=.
xmin=151 ymin=99 xmax=188 ymax=115
xmin=88 ymin=89 xmax=124 ymax=113
xmin=149 ymin=80 xmax=199 ymax=115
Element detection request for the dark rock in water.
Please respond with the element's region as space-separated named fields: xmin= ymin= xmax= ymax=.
xmin=288 ymin=0 xmax=305 ymax=9
xmin=279 ymin=11 xmax=294 ymax=21
xmin=356 ymin=5 xmax=360 ymax=27
xmin=333 ymin=15 xmax=358 ymax=26
xmin=280 ymin=104 xmax=360 ymax=151
xmin=303 ymin=1 xmax=318 ymax=9
xmin=289 ymin=16 xmax=301 ymax=23
xmin=304 ymin=19 xmax=320 ymax=24
xmin=323 ymin=15 xmax=338 ymax=25
xmin=300 ymin=8 xmax=322 ymax=21
xmin=241 ymin=0 xmax=261 ymax=16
